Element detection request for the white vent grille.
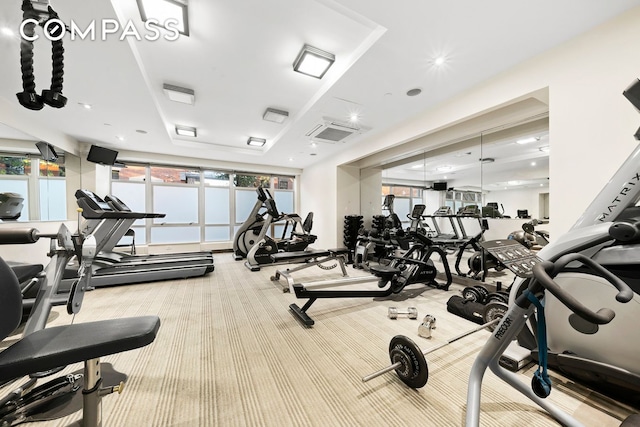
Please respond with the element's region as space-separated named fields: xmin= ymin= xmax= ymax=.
xmin=305 ymin=119 xmax=367 ymax=143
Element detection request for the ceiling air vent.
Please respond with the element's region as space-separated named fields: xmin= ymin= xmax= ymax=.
xmin=305 ymin=118 xmax=367 ymax=143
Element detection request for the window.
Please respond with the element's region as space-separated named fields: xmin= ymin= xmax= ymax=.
xmin=0 ymin=154 xmax=66 ymax=221
xmin=234 ymin=174 xmax=270 ymax=188
xmin=109 ymin=165 xmax=296 ymax=245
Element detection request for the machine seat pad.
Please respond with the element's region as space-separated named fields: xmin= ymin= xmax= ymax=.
xmin=369 ymin=265 xmax=401 ymax=276
xmin=7 ymin=262 xmax=43 ymax=284
xmin=0 ymin=316 xmax=160 ymax=383
xmin=270 ymin=248 xmax=349 ymax=262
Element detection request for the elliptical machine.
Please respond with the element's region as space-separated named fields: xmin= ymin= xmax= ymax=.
xmin=245 ymin=197 xmax=317 ymax=271
xmin=233 ymin=187 xmax=271 ymax=260
xmin=472 ymin=78 xmax=640 ymax=415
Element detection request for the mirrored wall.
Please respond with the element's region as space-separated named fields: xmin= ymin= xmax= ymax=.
xmin=380 ymin=116 xmax=550 ymax=224
xmin=0 ymin=123 xmax=72 ymax=222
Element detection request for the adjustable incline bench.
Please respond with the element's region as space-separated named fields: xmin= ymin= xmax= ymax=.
xmin=269 ymin=248 xmax=351 ymax=292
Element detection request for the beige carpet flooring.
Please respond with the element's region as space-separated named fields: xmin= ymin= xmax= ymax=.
xmin=2 ymin=254 xmax=637 ymax=426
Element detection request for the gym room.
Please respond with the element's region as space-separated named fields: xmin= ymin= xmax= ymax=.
xmin=0 ymin=1 xmax=640 ymax=426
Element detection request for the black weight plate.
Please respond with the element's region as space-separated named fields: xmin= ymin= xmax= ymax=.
xmin=474 ymin=285 xmax=490 ymax=303
xmin=486 ymin=292 xmax=508 ymax=304
xmin=388 ymin=335 xmax=428 ymax=388
xmin=482 ymin=301 xmax=509 ymax=331
xmin=462 ymin=286 xmax=482 ymax=302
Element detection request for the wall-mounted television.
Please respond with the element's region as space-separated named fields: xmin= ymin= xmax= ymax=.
xmin=87 ymin=145 xmax=118 ymax=166
xmin=433 ymin=182 xmax=447 ymax=191
xmin=35 ymin=141 xmax=58 ymax=161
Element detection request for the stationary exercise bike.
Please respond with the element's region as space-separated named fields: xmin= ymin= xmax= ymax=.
xmin=467 ymin=80 xmax=640 ymax=426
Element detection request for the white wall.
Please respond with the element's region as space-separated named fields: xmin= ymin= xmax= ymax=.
xmin=301 ymin=7 xmax=640 ymax=248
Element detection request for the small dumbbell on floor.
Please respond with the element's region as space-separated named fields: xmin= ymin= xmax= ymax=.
xmin=388 ymin=306 xmax=418 ymax=319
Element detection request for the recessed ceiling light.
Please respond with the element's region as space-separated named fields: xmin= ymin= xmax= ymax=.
xmin=116 ymin=136 xmax=125 ymax=141
xmin=531 ymin=161 xmax=536 ymax=166
xmin=289 ymin=157 xmax=294 ymax=162
xmin=436 ymin=166 xmax=452 ymax=172
xmin=163 ymin=84 xmax=195 ymax=105
xmin=540 ymin=183 xmax=544 ymax=187
xmin=293 ymin=44 xmax=335 ymax=79
xmin=443 ymin=175 xmax=447 ymax=179
xmin=78 ymin=102 xmax=92 ymax=110
xmin=1 ymin=27 xmax=14 ymax=37
xmin=406 ymin=88 xmax=422 ymax=97
xmin=349 ymin=113 xmax=359 ymax=122
xmin=410 ymin=164 xmax=424 ymax=169
xmin=508 ymin=180 xmax=519 ymax=185
xmin=247 ymin=137 xmax=266 ymax=147
xmin=516 ymin=136 xmax=539 ymax=145
xmin=479 ymin=158 xmax=495 ymax=164
xmin=539 ymin=145 xmax=550 ymax=153
xmin=434 ymin=56 xmax=446 ymax=66
xmin=310 ymin=153 xmax=317 ymax=156
xmin=175 ymin=125 xmax=197 ymax=137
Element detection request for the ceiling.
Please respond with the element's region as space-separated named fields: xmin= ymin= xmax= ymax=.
xmin=0 ymin=0 xmax=638 ymax=172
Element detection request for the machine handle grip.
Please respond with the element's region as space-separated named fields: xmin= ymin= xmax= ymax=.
xmin=0 ymin=228 xmax=39 ymax=244
xmin=608 ymin=220 xmax=640 ymax=242
xmin=532 ymin=253 xmax=633 ymax=325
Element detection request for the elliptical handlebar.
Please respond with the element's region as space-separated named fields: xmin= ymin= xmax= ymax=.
xmin=531 ymin=253 xmax=633 ymax=325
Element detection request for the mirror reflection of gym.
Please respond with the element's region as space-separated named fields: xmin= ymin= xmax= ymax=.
xmin=0 ymin=124 xmax=71 ymax=223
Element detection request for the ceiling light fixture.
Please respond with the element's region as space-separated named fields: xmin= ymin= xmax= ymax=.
xmin=516 ymin=136 xmax=539 ymax=145
xmin=410 ymin=164 xmax=423 ymax=169
xmin=116 ymin=136 xmax=125 ymax=141
xmin=406 ymin=88 xmax=422 ymax=97
xmin=175 ymin=125 xmax=197 ymax=137
xmin=136 ymin=0 xmax=189 ymax=36
xmin=479 ymin=158 xmax=495 ymax=164
xmin=78 ymin=102 xmax=92 ymax=110
xmin=1 ymin=27 xmax=14 ymax=37
xmin=263 ymin=108 xmax=289 ymax=124
xmin=436 ymin=166 xmax=452 ymax=172
xmin=434 ymin=56 xmax=446 ymax=66
xmin=293 ymin=44 xmax=335 ymax=79
xmin=531 ymin=161 xmax=536 ymax=166
xmin=163 ymin=83 xmax=195 ymax=105
xmin=247 ymin=137 xmax=266 ymax=147
xmin=349 ymin=113 xmax=359 ymax=122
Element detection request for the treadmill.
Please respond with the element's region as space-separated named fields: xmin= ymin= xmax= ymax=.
xmin=63 ymin=190 xmax=214 ymax=288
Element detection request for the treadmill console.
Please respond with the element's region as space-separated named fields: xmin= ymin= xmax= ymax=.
xmin=75 ymin=189 xmax=112 ymax=211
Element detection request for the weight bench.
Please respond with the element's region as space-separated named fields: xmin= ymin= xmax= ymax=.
xmin=269 ymin=248 xmax=351 ymax=292
xmin=0 ymin=257 xmax=160 ymax=427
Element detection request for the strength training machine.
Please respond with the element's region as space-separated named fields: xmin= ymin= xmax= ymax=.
xmin=289 ymin=231 xmax=452 ymax=326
